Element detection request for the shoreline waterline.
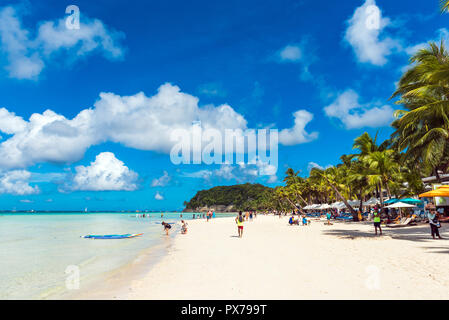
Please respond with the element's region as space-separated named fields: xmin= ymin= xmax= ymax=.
xmin=56 ymin=227 xmax=178 ymax=300
xmin=0 ymin=212 xmax=236 ymax=300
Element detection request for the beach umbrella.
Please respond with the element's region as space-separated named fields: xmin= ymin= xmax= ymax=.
xmin=400 ymin=198 xmax=423 ymax=205
xmin=363 ymin=198 xmax=379 ymax=206
xmin=385 ymin=202 xmax=417 ymax=218
xmin=348 ymin=200 xmax=360 ymax=207
xmin=384 ymin=198 xmax=399 ymax=204
xmin=419 ymin=185 xmax=449 ymax=198
xmin=385 ymin=202 xmax=417 ymax=208
xmin=330 ymin=202 xmax=341 ymax=209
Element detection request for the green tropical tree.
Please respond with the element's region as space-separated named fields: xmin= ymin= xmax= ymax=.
xmin=390 ymin=41 xmax=449 ymax=180
xmin=363 ymin=150 xmax=401 ymax=206
xmin=441 ymin=0 xmax=449 ymax=12
xmin=310 ymin=167 xmax=357 ymax=218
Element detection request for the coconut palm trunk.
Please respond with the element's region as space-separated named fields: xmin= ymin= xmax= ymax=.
xmin=284 ymin=196 xmax=307 ymax=215
xmin=326 ymin=179 xmax=358 ymax=219
xmin=379 ymin=182 xmax=384 ymax=207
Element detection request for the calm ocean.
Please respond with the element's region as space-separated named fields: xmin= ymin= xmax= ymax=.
xmin=0 ymin=212 xmax=233 ymax=299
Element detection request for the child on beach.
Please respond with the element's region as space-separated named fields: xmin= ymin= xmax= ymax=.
xmin=181 ymin=220 xmax=188 ymax=234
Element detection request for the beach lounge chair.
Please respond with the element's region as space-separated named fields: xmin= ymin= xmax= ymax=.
xmin=386 ymin=217 xmax=415 ymax=228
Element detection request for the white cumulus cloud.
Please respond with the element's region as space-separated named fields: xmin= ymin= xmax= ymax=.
xmin=151 ymin=171 xmax=171 ymax=187
xmin=154 ymin=191 xmax=164 ymax=200
xmin=70 ymin=152 xmax=138 ymax=191
xmin=0 ymin=170 xmax=40 ymax=195
xmin=344 ymin=0 xmax=401 ymax=66
xmin=0 ymin=83 xmax=313 ymax=169
xmin=278 ymin=45 xmax=302 ymax=62
xmin=279 ymin=110 xmax=318 ymax=146
xmin=0 ymin=5 xmax=124 ymax=80
xmin=324 ymin=89 xmax=394 ymax=129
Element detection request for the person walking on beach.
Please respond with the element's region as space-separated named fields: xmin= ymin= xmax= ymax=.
xmin=236 ymin=211 xmax=244 ymax=238
xmin=428 ymin=206 xmax=443 ymax=239
xmin=373 ymin=209 xmax=382 ymax=236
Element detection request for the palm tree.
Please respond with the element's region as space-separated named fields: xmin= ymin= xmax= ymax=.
xmin=275 ymin=186 xmax=298 ymax=214
xmin=441 ymin=0 xmax=449 ymax=12
xmin=390 ymin=41 xmax=449 ymax=180
xmin=283 ymin=168 xmax=300 ymax=185
xmin=349 ymin=133 xmax=379 ymax=203
xmin=352 ymin=132 xmax=390 ymax=158
xmin=310 ymin=167 xmax=357 ymax=218
xmin=363 ymin=149 xmax=401 ymax=206
xmin=346 ymin=158 xmax=372 ymax=213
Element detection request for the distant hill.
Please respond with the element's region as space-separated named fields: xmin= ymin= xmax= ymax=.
xmin=183 ymin=183 xmax=274 ymax=212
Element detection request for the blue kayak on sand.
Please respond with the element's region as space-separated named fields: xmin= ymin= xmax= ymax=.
xmin=82 ymin=233 xmax=143 ymax=239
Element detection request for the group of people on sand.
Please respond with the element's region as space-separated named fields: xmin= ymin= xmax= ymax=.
xmin=289 ymin=204 xmax=445 ymax=240
xmin=162 ymin=204 xmax=446 ymax=241
xmin=206 ymin=210 xmax=216 ymax=222
xmin=288 ymin=213 xmax=309 ymax=226
xmin=191 ymin=212 xmax=215 ymax=220
xmin=161 ymin=220 xmax=189 ymax=236
xmin=371 ymin=204 xmax=444 ymax=239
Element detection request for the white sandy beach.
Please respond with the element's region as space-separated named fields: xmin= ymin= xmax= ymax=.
xmin=78 ymin=215 xmax=449 ymax=300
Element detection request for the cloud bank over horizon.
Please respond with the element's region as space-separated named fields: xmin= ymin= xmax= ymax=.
xmin=0 ymin=83 xmax=317 ymax=170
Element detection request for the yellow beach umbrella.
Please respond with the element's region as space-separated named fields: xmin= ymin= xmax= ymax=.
xmin=419 ymin=185 xmax=449 ymax=198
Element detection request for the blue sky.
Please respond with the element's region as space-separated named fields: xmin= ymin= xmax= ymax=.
xmin=0 ymin=0 xmax=446 ymax=211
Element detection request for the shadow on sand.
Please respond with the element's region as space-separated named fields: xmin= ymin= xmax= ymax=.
xmin=322 ymin=223 xmax=449 ymax=253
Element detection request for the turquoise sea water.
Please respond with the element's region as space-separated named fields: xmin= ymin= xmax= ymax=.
xmin=0 ymin=212 xmax=234 ymax=299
